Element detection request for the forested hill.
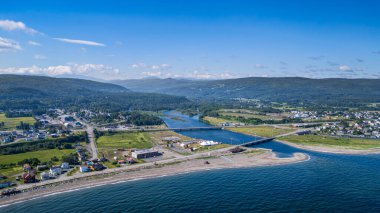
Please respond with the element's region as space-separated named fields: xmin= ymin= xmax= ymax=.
xmin=113 ymin=77 xmax=380 ymax=107
xmin=0 ymin=75 xmax=192 ymax=112
xmin=0 ymin=74 xmax=128 ymax=94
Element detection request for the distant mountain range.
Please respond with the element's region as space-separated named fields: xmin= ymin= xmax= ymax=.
xmin=113 ymin=77 xmax=380 ymax=106
xmin=0 ymin=75 xmax=191 ymax=111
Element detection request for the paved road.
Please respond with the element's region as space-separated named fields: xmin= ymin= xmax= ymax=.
xmin=72 ymin=114 xmax=98 ymax=160
xmin=86 ymin=126 xmax=98 ymax=160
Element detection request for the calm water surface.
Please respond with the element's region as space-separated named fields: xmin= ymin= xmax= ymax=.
xmin=2 ymin=111 xmax=380 ymax=212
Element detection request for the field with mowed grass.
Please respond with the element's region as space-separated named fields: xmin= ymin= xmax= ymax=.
xmin=227 ymin=126 xmax=297 ymax=138
xmin=279 ymin=135 xmax=380 ymax=149
xmin=0 ymin=149 xmax=75 ymax=165
xmin=220 ymin=112 xmax=284 ymax=121
xmin=0 ymin=114 xmax=36 ymax=130
xmin=96 ymin=132 xmax=153 ymax=150
xmin=202 ymin=116 xmax=232 ymax=126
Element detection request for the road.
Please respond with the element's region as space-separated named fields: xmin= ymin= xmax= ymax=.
xmin=14 ymin=142 xmax=239 ymax=191
xmin=86 ymin=125 xmax=98 ymax=160
xmin=71 ymin=114 xmax=98 ymax=160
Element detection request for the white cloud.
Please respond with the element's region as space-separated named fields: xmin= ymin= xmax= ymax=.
xmin=142 ymin=71 xmax=166 ymax=77
xmin=34 ymin=54 xmax=47 ymax=60
xmin=0 ymin=19 xmax=39 ymax=34
xmin=54 ymin=38 xmax=106 ymax=47
xmin=151 ymin=64 xmax=171 ymax=70
xmin=0 ymin=64 xmax=120 ymax=79
xmin=141 ymin=70 xmax=237 ymax=80
xmin=131 ymin=63 xmax=171 ymax=71
xmin=0 ymin=37 xmax=22 ymax=52
xmin=255 ymin=64 xmax=266 ymax=69
xmin=131 ymin=63 xmax=147 ymax=69
xmin=72 ymin=64 xmax=120 ymax=74
xmin=28 ymin=41 xmax=41 ymax=46
xmin=339 ymin=65 xmax=353 ymax=72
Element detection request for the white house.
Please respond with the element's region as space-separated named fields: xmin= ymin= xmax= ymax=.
xmin=49 ymin=166 xmax=62 ymax=177
xmin=61 ymin=162 xmax=70 ymax=170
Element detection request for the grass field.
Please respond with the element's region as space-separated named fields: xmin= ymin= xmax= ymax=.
xmin=146 ymin=130 xmax=191 ymax=145
xmin=227 ymin=126 xmax=297 ymax=138
xmin=0 ymin=149 xmax=75 ymax=165
xmin=279 ymin=135 xmax=380 ymax=149
xmin=0 ymin=167 xmax=23 ymax=179
xmin=202 ymin=116 xmax=232 ymax=126
xmin=220 ymin=112 xmax=284 ymax=121
xmin=0 ymin=114 xmax=36 ymax=130
xmin=97 ymin=132 xmax=153 ymax=150
xmin=193 ymin=144 xmax=231 ymax=153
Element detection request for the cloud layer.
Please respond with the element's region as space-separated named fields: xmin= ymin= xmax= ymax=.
xmin=0 ymin=64 xmax=119 ymax=79
xmin=0 ymin=19 xmax=39 ymax=34
xmin=0 ymin=37 xmax=21 ymax=52
xmin=54 ymin=38 xmax=105 ymax=47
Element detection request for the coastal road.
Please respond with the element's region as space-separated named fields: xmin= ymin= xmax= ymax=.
xmin=72 ymin=114 xmax=98 ymax=160
xmin=86 ymin=125 xmax=98 ymax=160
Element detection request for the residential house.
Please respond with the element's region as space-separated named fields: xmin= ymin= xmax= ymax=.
xmin=49 ymin=166 xmax=62 ymax=177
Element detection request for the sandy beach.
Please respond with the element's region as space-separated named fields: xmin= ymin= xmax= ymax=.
xmin=0 ymin=149 xmax=309 ymax=207
xmin=277 ymin=139 xmax=380 ymax=155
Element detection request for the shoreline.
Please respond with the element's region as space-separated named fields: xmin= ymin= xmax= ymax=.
xmin=225 ymin=128 xmax=380 ymax=155
xmin=0 ymin=150 xmax=309 ymax=208
xmin=276 ymin=139 xmax=380 ymax=155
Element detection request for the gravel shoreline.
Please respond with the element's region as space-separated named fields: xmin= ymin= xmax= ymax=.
xmin=0 ymin=149 xmax=309 ymax=207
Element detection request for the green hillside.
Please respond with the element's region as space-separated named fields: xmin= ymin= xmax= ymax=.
xmin=0 ymin=75 xmax=192 ymax=112
xmin=114 ymin=77 xmax=380 ymax=107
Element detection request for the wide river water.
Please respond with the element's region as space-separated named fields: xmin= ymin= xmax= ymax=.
xmin=2 ymin=111 xmax=380 ymax=212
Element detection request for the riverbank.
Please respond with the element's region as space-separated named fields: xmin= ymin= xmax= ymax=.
xmin=276 ymin=139 xmax=380 ymax=155
xmin=0 ymin=149 xmax=309 ymax=207
xmin=225 ymin=126 xmax=380 ymax=155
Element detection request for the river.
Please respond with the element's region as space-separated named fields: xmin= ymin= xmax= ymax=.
xmin=2 ymin=111 xmax=380 ymax=212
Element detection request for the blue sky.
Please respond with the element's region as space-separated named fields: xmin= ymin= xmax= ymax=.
xmin=0 ymin=0 xmax=379 ymax=80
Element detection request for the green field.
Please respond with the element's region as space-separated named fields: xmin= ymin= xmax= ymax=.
xmin=193 ymin=144 xmax=231 ymax=153
xmin=279 ymin=135 xmax=380 ymax=149
xmin=202 ymin=116 xmax=232 ymax=125
xmin=0 ymin=149 xmax=75 ymax=165
xmin=97 ymin=132 xmax=153 ymax=150
xmin=0 ymin=114 xmax=36 ymax=130
xmin=0 ymin=167 xmax=23 ymax=179
xmin=228 ymin=126 xmax=296 ymax=138
xmin=220 ymin=112 xmax=284 ymax=121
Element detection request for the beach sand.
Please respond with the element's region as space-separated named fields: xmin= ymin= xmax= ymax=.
xmin=0 ymin=149 xmax=309 ymax=207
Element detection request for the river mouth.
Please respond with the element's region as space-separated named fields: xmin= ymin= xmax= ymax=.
xmin=161 ymin=111 xmax=309 ymax=158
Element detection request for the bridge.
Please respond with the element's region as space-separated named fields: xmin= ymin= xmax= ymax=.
xmin=240 ymin=137 xmax=276 ymax=147
xmin=170 ymin=126 xmax=223 ymax=131
xmin=238 ymin=128 xmax=314 ymax=147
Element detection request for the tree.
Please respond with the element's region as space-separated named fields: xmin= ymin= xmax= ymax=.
xmin=51 ymin=156 xmax=59 ymax=162
xmin=61 ymin=153 xmax=79 ymax=165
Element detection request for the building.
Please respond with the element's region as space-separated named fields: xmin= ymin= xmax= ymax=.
xmin=23 ymin=170 xmax=36 ymax=183
xmin=37 ymin=165 xmax=48 ymax=171
xmin=80 ymin=166 xmax=90 ymax=173
xmin=179 ymin=140 xmax=198 ymax=148
xmin=61 ymin=162 xmax=70 ymax=170
xmin=40 ymin=172 xmax=50 ymax=180
xmin=131 ymin=149 xmax=160 ymax=159
xmin=199 ymin=140 xmax=219 ymax=146
xmin=49 ymin=166 xmax=62 ymax=177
